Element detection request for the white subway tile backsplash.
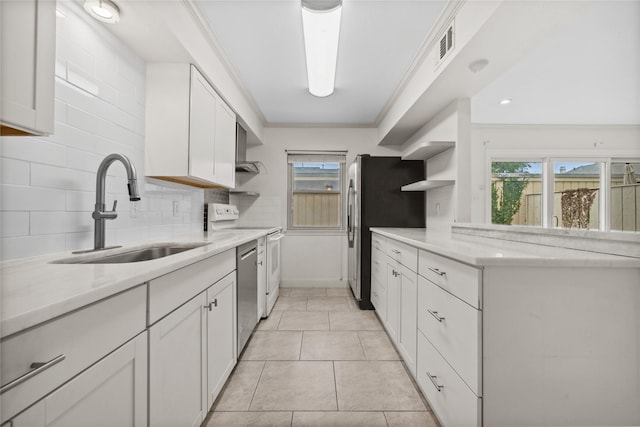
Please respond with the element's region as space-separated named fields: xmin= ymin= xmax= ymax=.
xmin=65 ymin=149 xmax=102 ymax=173
xmin=50 ymin=122 xmax=95 ymax=151
xmin=0 ymin=1 xmax=204 ymax=261
xmin=66 ymin=104 xmax=98 ymax=133
xmin=65 ymin=190 xmax=95 ymax=212
xmin=55 ymin=78 xmax=96 ymax=114
xmin=0 ymin=212 xmax=30 ymax=238
xmin=1 ymin=137 xmax=67 ymax=166
xmin=67 ymin=62 xmax=100 ymax=96
xmin=1 ymin=158 xmax=30 ymax=185
xmin=31 ymin=164 xmax=95 ymax=192
xmin=2 ymin=185 xmax=66 ymax=212
xmin=2 ymin=235 xmax=67 ymax=260
xmin=30 ymin=211 xmax=93 ymax=235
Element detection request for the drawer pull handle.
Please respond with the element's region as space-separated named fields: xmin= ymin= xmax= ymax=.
xmin=1 ymin=354 xmax=66 ymax=394
xmin=391 ymin=249 xmax=401 ymax=255
xmin=427 ymin=309 xmax=445 ymax=322
xmin=428 ymin=267 xmax=446 ymax=276
xmin=426 ymin=372 xmax=444 ymax=392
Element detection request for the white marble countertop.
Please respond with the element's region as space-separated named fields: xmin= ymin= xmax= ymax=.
xmin=370 ymin=227 xmax=640 ymax=268
xmin=0 ymin=228 xmax=279 ymax=339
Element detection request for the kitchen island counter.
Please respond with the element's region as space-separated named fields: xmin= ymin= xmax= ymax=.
xmin=370 ymin=227 xmax=640 ymax=268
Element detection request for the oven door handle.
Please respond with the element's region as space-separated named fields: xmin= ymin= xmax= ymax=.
xmin=268 ymin=233 xmax=284 ymax=242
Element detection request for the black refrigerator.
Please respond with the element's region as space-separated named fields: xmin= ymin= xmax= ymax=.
xmin=347 ymin=155 xmax=425 ymax=309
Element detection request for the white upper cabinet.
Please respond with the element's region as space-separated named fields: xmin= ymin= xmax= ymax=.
xmin=0 ymin=0 xmax=55 ymax=136
xmin=146 ymin=64 xmax=236 ymax=188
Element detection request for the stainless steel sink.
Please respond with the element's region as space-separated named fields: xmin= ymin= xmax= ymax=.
xmin=53 ymin=243 xmax=210 ymax=264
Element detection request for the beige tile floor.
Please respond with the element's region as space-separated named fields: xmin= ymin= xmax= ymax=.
xmin=205 ymin=287 xmax=440 ymax=427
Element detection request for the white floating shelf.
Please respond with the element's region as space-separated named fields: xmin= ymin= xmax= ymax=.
xmin=402 ymin=140 xmax=455 ymax=160
xmin=401 ymin=180 xmax=455 ymax=191
xmin=229 ymin=191 xmax=260 ymax=197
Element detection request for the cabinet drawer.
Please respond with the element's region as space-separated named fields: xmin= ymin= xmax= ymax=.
xmin=418 ymin=276 xmax=481 ymax=395
xmin=418 ymin=250 xmax=481 ymax=309
xmin=148 ymin=249 xmax=235 ymax=324
xmin=386 ymin=239 xmax=417 ymax=272
xmin=1 ymin=285 xmax=146 ymax=423
xmin=371 ymin=279 xmax=386 ymax=322
xmin=417 ymin=331 xmax=480 ymax=427
xmin=371 ymin=233 xmax=386 ymax=253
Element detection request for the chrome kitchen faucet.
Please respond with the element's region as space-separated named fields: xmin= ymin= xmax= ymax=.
xmin=80 ymin=153 xmax=141 ymax=252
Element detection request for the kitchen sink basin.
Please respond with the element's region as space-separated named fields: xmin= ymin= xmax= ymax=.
xmin=52 ymin=243 xmax=210 ymax=264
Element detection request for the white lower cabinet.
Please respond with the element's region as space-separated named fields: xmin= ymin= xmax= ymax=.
xmin=417 ymin=331 xmax=480 ymax=427
xmin=397 ymin=264 xmax=417 ymax=376
xmin=385 ymin=260 xmax=400 ymax=343
xmin=4 ymin=332 xmax=148 ymax=427
xmin=149 ymin=266 xmax=238 ymax=427
xmin=149 ymin=293 xmax=208 ymax=427
xmin=206 ymin=272 xmax=237 ymax=409
xmin=372 ymin=233 xmax=418 ymax=376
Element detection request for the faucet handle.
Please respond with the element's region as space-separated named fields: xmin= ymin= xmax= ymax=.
xmin=112 ymin=200 xmax=118 ymax=212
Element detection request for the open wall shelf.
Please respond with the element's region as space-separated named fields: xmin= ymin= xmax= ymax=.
xmin=402 ymin=140 xmax=455 ymax=160
xmin=401 ymin=180 xmax=455 ymax=191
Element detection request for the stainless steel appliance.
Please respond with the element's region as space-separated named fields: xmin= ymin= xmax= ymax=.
xmin=347 ymin=155 xmax=425 ymax=309
xmin=207 ymin=202 xmax=283 ymax=318
xmin=237 ymin=240 xmax=258 ymax=354
xmin=235 ymin=123 xmax=261 ymax=174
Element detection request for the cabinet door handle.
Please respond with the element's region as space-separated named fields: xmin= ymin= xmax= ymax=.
xmin=1 ymin=354 xmax=66 ymax=394
xmin=205 ymin=299 xmax=218 ymax=311
xmin=392 ymin=270 xmax=399 ymax=277
xmin=427 ymin=309 xmax=445 ymax=322
xmin=426 ymin=372 xmax=444 ymax=392
xmin=428 ymin=267 xmax=446 ymax=276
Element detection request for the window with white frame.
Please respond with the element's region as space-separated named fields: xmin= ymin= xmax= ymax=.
xmin=287 ymin=151 xmax=346 ymax=231
xmin=489 ymin=157 xmax=640 ymax=232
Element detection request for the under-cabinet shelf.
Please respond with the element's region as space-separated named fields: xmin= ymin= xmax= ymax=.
xmin=229 ymin=191 xmax=260 ymax=197
xmin=401 ymin=180 xmax=455 ymax=191
xmin=402 ymin=141 xmax=455 ymax=161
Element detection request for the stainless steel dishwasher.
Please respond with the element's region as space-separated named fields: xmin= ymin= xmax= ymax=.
xmin=237 ymin=240 xmax=258 ymax=355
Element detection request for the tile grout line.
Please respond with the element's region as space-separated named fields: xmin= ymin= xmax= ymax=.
xmin=246 ymin=360 xmax=267 ymax=412
xmin=356 ymin=330 xmax=369 ymax=360
xmin=332 ymin=360 xmax=340 ymax=412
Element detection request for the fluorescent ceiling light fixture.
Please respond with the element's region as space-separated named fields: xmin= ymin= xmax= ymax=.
xmin=84 ymin=0 xmax=120 ymax=24
xmin=499 ymin=98 xmax=512 ymax=105
xmin=301 ymin=0 xmax=342 ymax=97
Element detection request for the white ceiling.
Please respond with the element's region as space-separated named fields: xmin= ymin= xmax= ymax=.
xmin=195 ymin=0 xmax=447 ymax=125
xmin=471 ymin=0 xmax=640 ymax=125
xmin=101 ymin=0 xmax=639 ymax=133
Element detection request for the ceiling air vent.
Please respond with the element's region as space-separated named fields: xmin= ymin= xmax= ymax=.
xmin=438 ymin=22 xmax=454 ymax=62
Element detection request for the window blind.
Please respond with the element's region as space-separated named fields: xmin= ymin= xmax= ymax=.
xmin=286 ymin=150 xmax=347 ymax=164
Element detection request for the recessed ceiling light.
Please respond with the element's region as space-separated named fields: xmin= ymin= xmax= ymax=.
xmin=84 ymin=0 xmax=120 ymax=24
xmin=499 ymin=98 xmax=512 ymax=105
xmin=468 ymin=59 xmax=489 ymax=73
xmin=301 ymin=0 xmax=342 ymax=97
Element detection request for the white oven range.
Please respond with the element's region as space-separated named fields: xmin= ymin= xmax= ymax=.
xmin=207 ymin=203 xmax=282 ymax=317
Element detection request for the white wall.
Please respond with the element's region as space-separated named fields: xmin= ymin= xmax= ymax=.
xmin=0 ymin=3 xmax=204 ymax=261
xmin=469 ymin=124 xmax=640 ymax=223
xmin=232 ymin=127 xmax=399 ymax=286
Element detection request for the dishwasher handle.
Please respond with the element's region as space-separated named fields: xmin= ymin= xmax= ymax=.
xmin=240 ymin=248 xmax=257 ymax=261
xmin=268 ymin=233 xmax=284 ymax=242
